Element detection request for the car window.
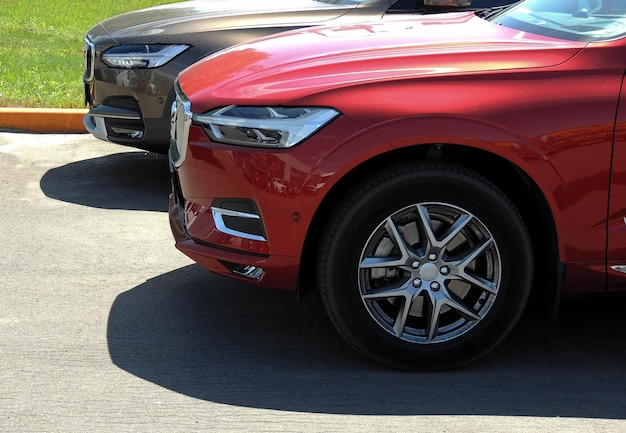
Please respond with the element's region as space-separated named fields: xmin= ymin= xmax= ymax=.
xmin=492 ymin=0 xmax=626 ymax=42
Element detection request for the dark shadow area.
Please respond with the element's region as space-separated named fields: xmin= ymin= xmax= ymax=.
xmin=40 ymin=152 xmax=170 ymax=211
xmin=108 ymin=265 xmax=626 ymax=417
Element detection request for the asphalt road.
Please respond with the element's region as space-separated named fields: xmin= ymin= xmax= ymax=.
xmin=1 ymin=132 xmax=625 ymax=432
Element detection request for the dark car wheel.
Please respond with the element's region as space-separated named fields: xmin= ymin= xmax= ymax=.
xmin=317 ymin=161 xmax=533 ymax=370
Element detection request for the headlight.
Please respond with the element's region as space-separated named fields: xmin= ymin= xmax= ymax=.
xmin=101 ymin=44 xmax=190 ymax=69
xmin=194 ymin=106 xmax=340 ymax=148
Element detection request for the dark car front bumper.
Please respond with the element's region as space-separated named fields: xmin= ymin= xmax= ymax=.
xmin=83 ymin=36 xmax=202 ymax=153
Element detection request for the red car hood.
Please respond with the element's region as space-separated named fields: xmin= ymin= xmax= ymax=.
xmin=179 ymin=12 xmax=586 ymax=111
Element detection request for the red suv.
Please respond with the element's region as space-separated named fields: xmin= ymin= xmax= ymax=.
xmin=169 ymin=0 xmax=626 ymax=370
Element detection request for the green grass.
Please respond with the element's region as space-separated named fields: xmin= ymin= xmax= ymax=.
xmin=0 ymin=0 xmax=183 ymax=108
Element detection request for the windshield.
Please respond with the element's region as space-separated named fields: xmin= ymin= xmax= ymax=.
xmin=492 ymin=0 xmax=626 ymax=42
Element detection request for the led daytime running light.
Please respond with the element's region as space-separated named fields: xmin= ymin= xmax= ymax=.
xmin=194 ymin=106 xmax=340 ymax=148
xmin=102 ymin=44 xmax=190 ymax=69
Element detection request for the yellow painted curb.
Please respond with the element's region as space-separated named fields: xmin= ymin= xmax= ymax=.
xmin=0 ymin=108 xmax=88 ymax=133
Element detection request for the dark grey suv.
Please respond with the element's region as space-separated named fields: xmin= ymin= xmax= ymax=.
xmin=83 ymin=0 xmax=517 ymax=153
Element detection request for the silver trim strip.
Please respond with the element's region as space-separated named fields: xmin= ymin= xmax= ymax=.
xmin=610 ymin=265 xmax=626 ymax=274
xmin=231 ymin=266 xmax=264 ymax=280
xmin=211 ymin=206 xmax=266 ymax=242
xmin=83 ymin=114 xmax=108 ymax=142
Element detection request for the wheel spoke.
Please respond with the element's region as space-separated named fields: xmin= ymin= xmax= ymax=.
xmin=437 ymin=213 xmax=473 ymax=249
xmin=456 ymin=273 xmax=498 ymax=295
xmin=442 ymin=292 xmax=481 ymax=322
xmin=448 ymin=237 xmax=498 ymax=295
xmin=424 ymin=292 xmax=443 ymax=343
xmin=392 ymin=295 xmax=414 ymax=337
xmin=360 ymin=255 xmax=403 ymax=269
xmin=416 ymin=204 xmax=438 ymax=251
xmin=457 ymin=236 xmax=494 ymax=267
xmin=362 ymin=278 xmax=413 ymax=301
xmin=384 ymin=215 xmax=412 ymax=263
xmin=360 ymin=216 xmax=413 ymax=269
xmin=363 ymin=279 xmax=416 ymax=337
xmin=423 ymin=288 xmax=481 ymax=342
xmin=416 ymin=204 xmax=472 ymax=252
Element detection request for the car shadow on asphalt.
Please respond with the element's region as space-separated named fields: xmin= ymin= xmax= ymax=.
xmin=107 ymin=264 xmax=626 ymax=418
xmin=49 ymin=150 xmax=626 ymax=417
xmin=39 ymin=152 xmax=170 ymax=212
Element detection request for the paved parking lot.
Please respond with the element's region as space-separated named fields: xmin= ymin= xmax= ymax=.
xmin=1 ymin=132 xmax=626 ymax=432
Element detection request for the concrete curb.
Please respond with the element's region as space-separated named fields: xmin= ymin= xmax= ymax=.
xmin=0 ymin=108 xmax=88 ymax=134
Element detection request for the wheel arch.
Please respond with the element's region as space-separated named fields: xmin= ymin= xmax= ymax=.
xmin=298 ymin=143 xmax=560 ymax=314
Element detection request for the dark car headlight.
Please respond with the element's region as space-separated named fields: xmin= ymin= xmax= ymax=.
xmin=101 ymin=44 xmax=190 ymax=69
xmin=194 ymin=106 xmax=340 ymax=148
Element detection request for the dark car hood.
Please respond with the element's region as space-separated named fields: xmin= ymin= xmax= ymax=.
xmin=179 ymin=12 xmax=586 ymax=110
xmin=97 ymin=0 xmax=364 ymax=42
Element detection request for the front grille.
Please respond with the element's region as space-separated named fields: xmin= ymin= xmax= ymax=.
xmin=83 ymin=38 xmax=95 ymax=82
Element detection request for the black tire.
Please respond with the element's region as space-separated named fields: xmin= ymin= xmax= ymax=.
xmin=317 ymin=161 xmax=533 ymax=371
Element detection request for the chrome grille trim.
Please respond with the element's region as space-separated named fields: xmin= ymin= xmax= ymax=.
xmin=169 ymin=80 xmax=193 ymax=167
xmin=83 ymin=38 xmax=96 ymax=82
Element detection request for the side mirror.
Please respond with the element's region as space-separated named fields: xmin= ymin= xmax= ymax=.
xmin=424 ymin=0 xmax=472 ymax=6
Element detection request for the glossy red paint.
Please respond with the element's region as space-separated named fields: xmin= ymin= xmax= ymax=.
xmin=170 ymin=11 xmax=626 ymax=296
xmin=179 ymin=13 xmax=584 ymax=110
